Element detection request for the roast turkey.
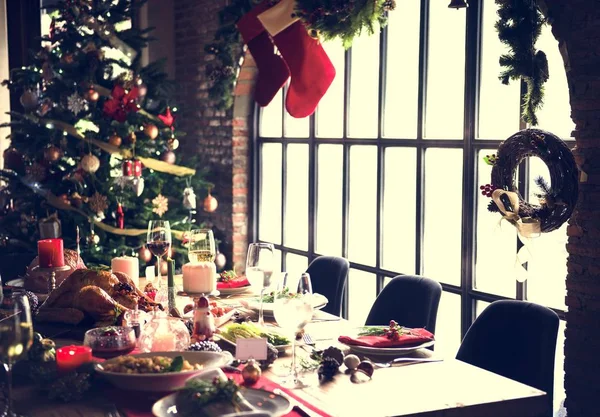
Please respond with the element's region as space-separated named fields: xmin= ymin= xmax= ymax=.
xmin=37 ymin=269 xmax=161 ymax=327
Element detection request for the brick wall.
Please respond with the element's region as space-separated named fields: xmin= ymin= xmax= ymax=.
xmin=171 ymin=0 xmax=256 ymax=274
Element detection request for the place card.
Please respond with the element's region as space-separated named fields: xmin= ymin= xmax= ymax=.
xmin=235 ymin=338 xmax=268 ymax=361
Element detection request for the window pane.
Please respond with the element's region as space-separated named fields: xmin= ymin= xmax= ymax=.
xmin=348 ymin=269 xmax=376 ymax=326
xmin=285 ymin=253 xmax=308 ymax=279
xmin=474 ymin=149 xmax=517 ymax=297
xmin=526 ymin=157 xmax=567 ymax=310
xmin=259 ymin=143 xmax=282 ymax=244
xmin=316 ymin=41 xmax=345 ymax=138
xmin=273 ymin=249 xmax=283 ymax=274
xmin=348 ymin=146 xmax=377 ymax=266
xmin=384 ymin=1 xmax=420 ymax=139
xmin=425 ymin=7 xmax=465 ymax=139
xmin=382 ymin=147 xmax=417 ymax=273
xmin=475 ymin=300 xmax=491 ymax=318
xmin=435 ymin=292 xmax=462 ymax=358
xmin=259 ymin=89 xmax=283 ymax=138
xmin=316 ymin=145 xmax=343 ymax=256
xmin=478 ymin=1 xmax=520 ymax=139
xmin=554 ymin=321 xmax=566 ymax=415
xmin=535 ymin=25 xmax=575 ymax=139
xmin=423 ymin=149 xmax=463 ymax=285
xmin=348 ymin=32 xmax=380 ymax=138
xmin=284 ymin=144 xmax=308 ymax=250
xmin=284 ymin=87 xmax=309 ymax=137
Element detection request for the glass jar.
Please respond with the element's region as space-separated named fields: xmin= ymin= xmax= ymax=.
xmin=138 ymin=310 xmax=190 ymax=352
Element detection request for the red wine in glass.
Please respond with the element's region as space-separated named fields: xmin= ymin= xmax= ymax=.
xmin=147 ymin=241 xmax=170 ymax=257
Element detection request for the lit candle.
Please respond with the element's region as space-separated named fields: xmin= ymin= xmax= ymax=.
xmin=111 ymin=256 xmax=140 ymax=287
xmin=152 ymin=332 xmax=177 ymax=352
xmin=37 ymin=239 xmax=65 ymax=268
xmin=56 ymin=345 xmax=92 ymax=374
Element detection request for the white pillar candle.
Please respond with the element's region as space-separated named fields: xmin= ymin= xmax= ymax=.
xmin=111 ymin=256 xmax=140 ymax=288
xmin=152 ymin=332 xmax=177 ymax=352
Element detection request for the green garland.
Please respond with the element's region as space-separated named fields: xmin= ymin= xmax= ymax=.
xmin=495 ymin=0 xmax=549 ymax=126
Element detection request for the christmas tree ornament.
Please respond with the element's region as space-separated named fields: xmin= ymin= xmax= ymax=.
xmin=139 ymin=246 xmax=152 ymax=263
xmin=182 ymin=187 xmax=197 ymax=210
xmin=257 ymin=4 xmax=336 ymax=118
xmin=242 ymin=359 xmax=262 ymax=385
xmin=237 ymin=0 xmax=291 ymax=107
xmin=87 ymin=232 xmax=100 ymax=245
xmin=67 ymin=93 xmax=88 ymax=115
xmin=103 ymin=85 xmax=140 ymax=122
xmin=38 ymin=98 xmax=54 ymax=117
xmin=131 ymin=177 xmax=145 ymax=197
xmin=161 ymin=151 xmax=176 ymax=165
xmin=61 ymin=53 xmax=75 ymax=64
xmin=39 ymin=213 xmax=62 ymax=239
xmin=343 ymin=354 xmax=361 ymax=371
xmin=81 ymin=154 xmax=100 ymax=173
xmin=44 ymin=146 xmax=62 ymax=162
xmin=215 ymin=252 xmax=226 ymax=270
xmin=70 ymin=192 xmax=83 ymax=208
xmin=88 ymin=192 xmax=108 ymax=213
xmin=203 ymin=189 xmax=218 ymax=213
xmin=58 ymin=194 xmax=71 ymax=206
xmin=20 ymin=90 xmax=39 ymax=111
xmin=26 ymin=163 xmax=48 ymax=182
xmin=144 ymin=124 xmax=159 ymax=140
xmin=137 ymin=81 xmax=148 ymax=98
xmin=3 ymin=148 xmax=24 ymax=173
xmin=116 ymin=202 xmax=124 ymax=229
xmin=152 ymin=194 xmax=169 ymax=217
xmin=167 ymin=137 xmax=179 ymax=150
xmin=158 ymin=107 xmax=175 ymax=127
xmin=85 ymin=88 xmax=99 ymax=102
xmin=108 ymin=134 xmax=122 ymax=147
xmin=126 ymin=131 xmax=137 ymax=144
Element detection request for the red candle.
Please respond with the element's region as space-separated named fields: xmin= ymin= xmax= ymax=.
xmin=37 ymin=238 xmax=65 ymax=268
xmin=56 ymin=345 xmax=92 ymax=374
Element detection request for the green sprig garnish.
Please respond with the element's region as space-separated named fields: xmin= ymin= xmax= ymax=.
xmin=261 ymin=287 xmax=301 ymax=303
xmin=182 ymin=377 xmax=241 ymax=407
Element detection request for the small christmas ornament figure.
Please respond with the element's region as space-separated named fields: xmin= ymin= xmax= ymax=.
xmin=152 ymin=194 xmax=169 ymax=217
xmin=191 ymin=295 xmax=215 ymax=342
xmin=242 ymin=359 xmax=262 ymax=385
xmin=67 ymin=93 xmax=88 ymax=115
xmin=183 ymin=187 xmax=196 ymax=210
xmin=203 ymin=189 xmax=218 ymax=213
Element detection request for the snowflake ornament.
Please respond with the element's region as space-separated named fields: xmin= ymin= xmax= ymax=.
xmin=152 ymin=194 xmax=169 ymax=217
xmin=88 ymin=192 xmax=108 ymax=213
xmin=67 ymin=93 xmax=88 ymax=115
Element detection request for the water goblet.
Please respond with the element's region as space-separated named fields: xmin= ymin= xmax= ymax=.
xmin=245 ymin=243 xmax=275 ymax=327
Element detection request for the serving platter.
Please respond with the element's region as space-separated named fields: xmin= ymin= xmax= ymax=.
xmin=239 ymin=293 xmax=328 ymax=316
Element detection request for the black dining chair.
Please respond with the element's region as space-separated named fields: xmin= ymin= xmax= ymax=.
xmin=365 ymin=275 xmax=442 ymax=334
xmin=456 ymin=300 xmax=559 ymax=417
xmin=305 ymin=256 xmax=349 ymax=316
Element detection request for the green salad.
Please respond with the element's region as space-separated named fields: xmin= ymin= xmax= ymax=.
xmin=260 ymin=287 xmax=301 ymax=303
xmin=219 ymin=322 xmax=290 ymax=346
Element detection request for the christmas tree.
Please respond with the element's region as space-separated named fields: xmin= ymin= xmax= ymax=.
xmin=0 ymin=0 xmax=212 ymax=271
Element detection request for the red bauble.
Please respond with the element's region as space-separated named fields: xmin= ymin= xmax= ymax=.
xmin=3 ymin=148 xmax=24 ymax=173
xmin=161 ymin=151 xmax=176 ymax=165
xmin=203 ymin=191 xmax=218 ymax=213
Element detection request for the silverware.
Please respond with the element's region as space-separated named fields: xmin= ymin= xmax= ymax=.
xmin=367 ymin=357 xmax=443 ymax=368
xmin=302 ymin=333 xmax=315 ymax=346
xmin=273 ymin=388 xmax=316 ymax=417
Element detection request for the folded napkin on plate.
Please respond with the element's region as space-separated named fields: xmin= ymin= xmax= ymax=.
xmin=338 ymin=328 xmax=434 ymax=348
xmin=217 ymin=276 xmax=250 ymax=289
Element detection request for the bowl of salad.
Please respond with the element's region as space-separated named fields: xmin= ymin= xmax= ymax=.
xmin=218 ymin=322 xmax=291 ymax=352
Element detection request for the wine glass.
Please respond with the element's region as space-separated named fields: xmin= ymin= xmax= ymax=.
xmin=146 ymin=220 xmax=172 ymax=287
xmin=188 ymin=229 xmax=216 ymax=263
xmin=273 ymin=273 xmax=314 ymax=388
xmin=245 ymin=243 xmax=274 ymax=327
xmin=0 ymin=293 xmax=33 ymax=416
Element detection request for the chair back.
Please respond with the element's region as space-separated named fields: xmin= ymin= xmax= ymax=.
xmin=456 ymin=300 xmax=559 ymax=416
xmin=365 ymin=275 xmax=442 ymax=334
xmin=305 ymin=256 xmax=349 ymax=316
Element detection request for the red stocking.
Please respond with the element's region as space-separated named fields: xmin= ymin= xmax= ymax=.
xmin=236 ymin=2 xmax=290 ymax=107
xmin=272 ymin=22 xmax=336 ymax=118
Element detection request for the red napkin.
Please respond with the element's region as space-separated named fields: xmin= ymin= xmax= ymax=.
xmin=338 ymin=328 xmax=434 ymax=348
xmin=217 ymin=276 xmax=251 ymax=289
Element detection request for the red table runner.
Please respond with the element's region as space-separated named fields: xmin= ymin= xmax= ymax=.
xmin=108 ymin=369 xmax=332 ymax=417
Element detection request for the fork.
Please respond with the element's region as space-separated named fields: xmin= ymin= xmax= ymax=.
xmin=302 ymin=333 xmax=315 ymax=346
xmin=273 ymin=388 xmax=316 ymax=417
xmin=367 ymin=357 xmax=443 ymax=368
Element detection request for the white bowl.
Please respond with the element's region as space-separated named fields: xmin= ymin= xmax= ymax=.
xmin=96 ymin=351 xmax=232 ymax=392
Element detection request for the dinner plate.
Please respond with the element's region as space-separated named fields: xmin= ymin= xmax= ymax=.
xmin=183 ymin=307 xmax=237 ymax=328
xmin=217 ymin=285 xmax=252 ymax=295
xmin=342 ymin=340 xmax=435 ymax=357
xmin=240 ymin=293 xmax=328 ymax=315
xmin=5 ymin=278 xmax=24 ymax=287
xmin=96 ymin=351 xmax=232 ymax=392
xmin=152 ymin=387 xmax=292 ymax=417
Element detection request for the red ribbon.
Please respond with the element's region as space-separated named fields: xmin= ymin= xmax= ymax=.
xmin=103 ymin=85 xmax=140 ymax=123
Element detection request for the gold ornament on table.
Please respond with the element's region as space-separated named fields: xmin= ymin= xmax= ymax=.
xmin=108 ymin=134 xmax=122 ymax=147
xmin=144 ymin=124 xmax=159 ymax=140
xmin=203 ymin=189 xmax=218 ymax=213
xmin=26 ymin=162 xmax=47 ymax=182
xmin=81 ymin=153 xmax=100 ymax=173
xmin=44 ymin=146 xmax=62 ymax=162
xmin=152 ymin=194 xmax=169 ymax=217
xmin=88 ymin=191 xmax=108 ymax=213
xmin=241 ymin=359 xmax=262 ymax=385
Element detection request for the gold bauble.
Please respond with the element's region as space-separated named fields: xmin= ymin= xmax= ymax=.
xmin=139 ymin=246 xmax=152 ymax=263
xmin=241 ymin=359 xmax=261 ymax=385
xmin=127 ymin=132 xmax=137 ymax=144
xmin=44 ymin=146 xmax=62 ymax=162
xmin=161 ymin=151 xmax=176 ymax=165
xmin=86 ymin=88 xmax=99 ymax=102
xmin=144 ymin=124 xmax=159 ymax=140
xmin=87 ymin=233 xmax=100 ymax=245
xmin=108 ymin=134 xmax=122 ymax=147
xmin=61 ymin=53 xmax=74 ymax=65
xmin=203 ymin=192 xmax=218 ymax=213
xmin=81 ymin=154 xmax=100 ymax=173
xmin=168 ymin=138 xmax=179 ymax=150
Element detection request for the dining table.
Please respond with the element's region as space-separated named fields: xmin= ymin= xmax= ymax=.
xmin=9 ymin=276 xmax=548 ymax=417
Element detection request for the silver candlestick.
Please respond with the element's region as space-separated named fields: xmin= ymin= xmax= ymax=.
xmin=31 ymin=265 xmax=71 ymax=293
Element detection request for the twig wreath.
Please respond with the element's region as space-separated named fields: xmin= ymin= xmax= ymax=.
xmin=483 ymin=129 xmax=578 ymax=235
